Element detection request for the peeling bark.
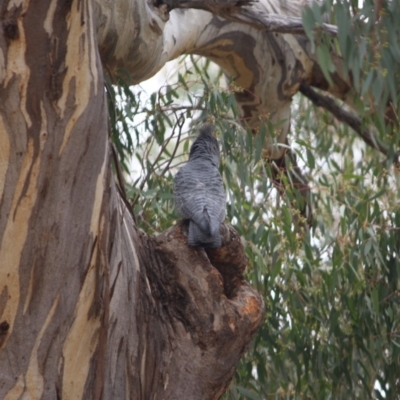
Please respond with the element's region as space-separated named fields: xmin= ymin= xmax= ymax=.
xmin=0 ymin=0 xmax=109 ymax=397
xmin=0 ymin=1 xmax=263 ymax=399
xmin=164 ymin=0 xmax=338 ymax=37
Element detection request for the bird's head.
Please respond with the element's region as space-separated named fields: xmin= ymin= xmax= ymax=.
xmin=189 ymin=124 xmax=220 ymax=166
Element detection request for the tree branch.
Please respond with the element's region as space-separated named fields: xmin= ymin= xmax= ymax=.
xmin=299 ymin=83 xmax=399 ymax=163
xmin=164 ymin=0 xmax=338 ymax=37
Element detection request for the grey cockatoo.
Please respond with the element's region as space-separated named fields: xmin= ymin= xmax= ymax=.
xmin=174 ymin=125 xmax=226 ymax=248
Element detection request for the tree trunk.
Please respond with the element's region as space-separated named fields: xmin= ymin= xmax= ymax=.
xmin=0 ymin=1 xmax=263 ymax=399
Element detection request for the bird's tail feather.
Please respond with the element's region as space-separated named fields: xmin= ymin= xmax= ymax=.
xmin=188 ymin=220 xmax=221 ymax=248
xmin=193 ymin=206 xmax=212 ymax=235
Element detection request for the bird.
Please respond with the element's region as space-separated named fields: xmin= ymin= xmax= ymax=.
xmin=174 ymin=124 xmax=226 ymax=248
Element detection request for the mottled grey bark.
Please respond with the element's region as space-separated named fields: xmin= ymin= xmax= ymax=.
xmin=0 ymin=1 xmax=263 ymax=399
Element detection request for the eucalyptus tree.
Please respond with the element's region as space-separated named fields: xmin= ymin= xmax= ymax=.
xmin=0 ymin=0 xmax=399 ymax=399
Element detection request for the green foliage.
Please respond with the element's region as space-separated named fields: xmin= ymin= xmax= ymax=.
xmin=107 ymin=2 xmax=400 ymax=397
xmin=228 ymin=98 xmax=400 ymax=399
xmin=302 ymin=0 xmax=400 ymax=149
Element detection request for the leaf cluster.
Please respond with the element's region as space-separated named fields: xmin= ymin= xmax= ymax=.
xmin=302 ymin=0 xmax=400 ymax=149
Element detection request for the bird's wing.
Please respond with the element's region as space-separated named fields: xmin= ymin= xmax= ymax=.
xmin=174 ymin=165 xmax=211 ymax=231
xmin=202 ymin=169 xmax=226 ymax=235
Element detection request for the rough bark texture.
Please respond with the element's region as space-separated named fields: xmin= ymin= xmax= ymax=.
xmin=0 ymin=1 xmax=264 ymax=398
xmin=135 ymin=222 xmax=263 ymax=399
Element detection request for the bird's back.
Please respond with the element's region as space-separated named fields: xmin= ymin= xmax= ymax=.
xmin=174 ymin=156 xmax=225 ymax=248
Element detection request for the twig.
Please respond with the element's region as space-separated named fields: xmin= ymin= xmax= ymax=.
xmin=161 ymin=114 xmax=185 ymax=176
xmin=157 ymin=156 xmax=188 ymax=171
xmin=131 ymin=117 xmax=185 ymax=207
xmin=160 ymin=105 xmax=206 ymax=113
